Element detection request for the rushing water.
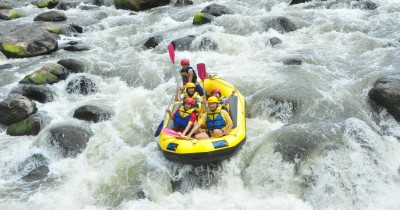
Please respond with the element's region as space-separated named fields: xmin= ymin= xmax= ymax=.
xmin=1 ymin=0 xmax=400 ymax=209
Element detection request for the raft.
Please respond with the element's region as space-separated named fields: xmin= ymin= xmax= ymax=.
xmin=158 ymin=75 xmax=246 ymax=164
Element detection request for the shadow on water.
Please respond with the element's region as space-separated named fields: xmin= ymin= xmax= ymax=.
xmin=170 ymin=161 xmax=222 ymax=193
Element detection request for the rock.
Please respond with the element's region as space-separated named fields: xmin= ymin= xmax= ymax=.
xmin=283 ymin=58 xmax=302 ymax=65
xmin=33 ymin=11 xmax=67 ymax=22
xmin=199 ymin=37 xmax=218 ymax=51
xmin=143 ymin=35 xmax=163 ymax=49
xmin=0 ymin=2 xmax=12 ymax=9
xmin=73 ymin=105 xmax=111 ymax=123
xmin=79 ymin=4 xmax=99 ymax=10
xmin=369 ymin=75 xmax=400 ymax=122
xmin=6 ymin=114 xmax=42 ymax=136
xmin=0 ymin=23 xmax=58 ymax=58
xmin=200 ymin=4 xmax=233 ymax=16
xmin=63 ymin=45 xmax=90 ymax=51
xmin=66 ymin=75 xmax=98 ymax=95
xmin=171 ymin=35 xmax=196 ymax=51
xmin=41 ymin=63 xmax=69 ymax=80
xmin=174 ymin=0 xmax=193 ymax=7
xmin=21 ymin=165 xmax=49 ymax=182
xmin=18 ymin=154 xmax=49 ymax=182
xmin=0 ymin=95 xmax=37 ymax=126
xmin=49 ymin=125 xmax=93 ymax=157
xmin=70 ymin=24 xmax=83 ymax=33
xmin=57 ymin=59 xmax=85 ymax=73
xmin=9 ymin=84 xmax=55 ymax=103
xmin=351 ymin=1 xmax=378 ymax=10
xmin=0 ymin=9 xmax=20 ymax=20
xmin=37 ymin=0 xmax=59 ymax=8
xmin=264 ymin=17 xmax=297 ymax=33
xmin=20 ymin=69 xmax=59 ymax=85
xmin=289 ymin=0 xmax=311 ymax=5
xmin=193 ymin=13 xmax=215 ymax=25
xmin=115 ymin=0 xmax=170 ymax=11
xmin=56 ymin=1 xmax=80 ymax=10
xmin=269 ymin=37 xmax=282 ymax=46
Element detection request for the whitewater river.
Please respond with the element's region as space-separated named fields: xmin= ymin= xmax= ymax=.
xmin=1 ymin=0 xmax=400 ymax=209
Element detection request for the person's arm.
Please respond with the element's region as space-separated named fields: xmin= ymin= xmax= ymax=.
xmin=222 ymin=110 xmax=233 ymax=134
xmin=186 ymin=114 xmax=205 ymax=137
xmin=188 ymin=69 xmax=194 ymax=83
xmin=175 ymin=87 xmax=182 ymax=101
xmin=223 ymin=89 xmax=237 ymax=104
xmin=166 ymin=109 xmax=174 ymax=120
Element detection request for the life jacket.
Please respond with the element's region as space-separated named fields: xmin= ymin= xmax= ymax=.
xmin=174 ymin=107 xmax=196 ymax=129
xmin=206 ymin=107 xmax=226 ymax=130
xmin=179 ymin=66 xmax=198 ymax=84
xmin=183 ymin=92 xmax=200 ymax=108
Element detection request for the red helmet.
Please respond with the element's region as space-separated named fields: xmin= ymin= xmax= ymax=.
xmin=212 ymin=88 xmax=221 ymax=94
xmin=184 ymin=98 xmax=195 ymax=106
xmin=181 ymin=58 xmax=190 ymax=65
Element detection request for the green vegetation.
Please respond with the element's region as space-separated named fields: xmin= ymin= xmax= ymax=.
xmin=1 ymin=43 xmax=26 ymax=57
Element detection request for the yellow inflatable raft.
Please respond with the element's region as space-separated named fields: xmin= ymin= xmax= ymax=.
xmin=158 ymin=75 xmax=246 ymax=164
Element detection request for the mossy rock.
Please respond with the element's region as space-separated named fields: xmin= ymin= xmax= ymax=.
xmin=6 ymin=116 xmax=41 ymax=136
xmin=193 ymin=13 xmax=214 ymax=25
xmin=20 ymin=70 xmax=59 ymax=85
xmin=37 ymin=0 xmax=59 ymax=8
xmin=1 ymin=43 xmax=26 ymax=57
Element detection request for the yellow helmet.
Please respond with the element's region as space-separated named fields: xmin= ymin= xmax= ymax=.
xmin=207 ymin=96 xmax=219 ymax=103
xmin=185 ymin=82 xmax=196 ymax=88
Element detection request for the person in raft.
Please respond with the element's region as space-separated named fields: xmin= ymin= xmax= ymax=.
xmin=179 ymin=58 xmax=204 ymax=96
xmin=185 ymin=96 xmax=233 ymax=139
xmin=209 ymin=88 xmax=237 ymax=110
xmin=166 ymin=98 xmax=197 ymax=137
xmin=176 ymin=82 xmax=203 ymax=111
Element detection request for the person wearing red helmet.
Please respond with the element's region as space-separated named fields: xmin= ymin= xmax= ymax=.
xmin=166 ymin=97 xmax=197 ymax=136
xmin=179 ymin=58 xmax=204 ymax=96
xmin=210 ymin=88 xmax=237 ymax=110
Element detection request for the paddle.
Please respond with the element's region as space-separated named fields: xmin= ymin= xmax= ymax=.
xmin=154 ymin=44 xmax=176 ymax=137
xmin=162 ymin=128 xmax=195 ymax=140
xmin=197 ymin=63 xmax=207 ymax=104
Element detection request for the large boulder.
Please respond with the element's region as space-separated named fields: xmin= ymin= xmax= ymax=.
xmin=37 ymin=0 xmax=59 ymax=8
xmin=115 ymin=0 xmax=171 ymax=11
xmin=171 ymin=35 xmax=196 ymax=51
xmin=264 ymin=17 xmax=297 ymax=33
xmin=0 ymin=9 xmax=20 ymax=20
xmin=9 ymin=84 xmax=55 ymax=103
xmin=200 ymin=4 xmax=233 ymax=16
xmin=34 ymin=11 xmax=67 ymax=22
xmin=0 ymin=23 xmax=58 ymax=58
xmin=49 ymin=125 xmax=93 ymax=157
xmin=73 ymin=105 xmax=111 ymax=123
xmin=20 ymin=69 xmax=59 ymax=85
xmin=0 ymin=95 xmax=37 ymax=126
xmin=57 ymin=59 xmax=85 ymax=73
xmin=6 ymin=113 xmax=43 ymax=136
xmin=41 ymin=63 xmax=69 ymax=80
xmin=193 ymin=13 xmax=214 ymax=25
xmin=143 ymin=35 xmax=163 ymax=49
xmin=369 ymin=75 xmax=400 ymax=122
xmin=66 ymin=75 xmax=98 ymax=95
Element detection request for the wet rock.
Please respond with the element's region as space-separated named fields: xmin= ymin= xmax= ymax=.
xmin=9 ymin=84 xmax=55 ymax=103
xmin=0 ymin=95 xmax=37 ymax=126
xmin=0 ymin=63 xmax=12 ymax=69
xmin=79 ymin=4 xmax=99 ymax=10
xmin=39 ymin=22 xmax=77 ymax=36
xmin=57 ymin=59 xmax=85 ymax=73
xmin=0 ymin=1 xmax=12 ymax=9
xmin=41 ymin=63 xmax=69 ymax=80
xmin=283 ymin=58 xmax=303 ymax=65
xmin=171 ymin=35 xmax=196 ymax=51
xmin=73 ymin=105 xmax=111 ymax=123
xmin=247 ymin=95 xmax=297 ymax=123
xmin=199 ymin=37 xmax=218 ymax=51
xmin=56 ymin=1 xmax=80 ymax=10
xmin=115 ymin=0 xmax=170 ymax=11
xmin=93 ymin=0 xmax=113 ymax=7
xmin=34 ymin=11 xmax=67 ymax=22
xmin=18 ymin=154 xmax=50 ymax=182
xmin=290 ymin=0 xmax=311 ymax=5
xmin=143 ymin=35 xmax=163 ymax=49
xmin=351 ymin=1 xmax=378 ymax=10
xmin=49 ymin=125 xmax=93 ymax=157
xmin=20 ymin=69 xmax=59 ymax=85
xmin=0 ymin=23 xmax=58 ymax=58
xmin=200 ymin=4 xmax=233 ymax=16
xmin=0 ymin=9 xmax=20 ymax=20
xmin=66 ymin=75 xmax=98 ymax=95
xmin=269 ymin=37 xmax=282 ymax=46
xmin=37 ymin=0 xmax=59 ymax=8
xmin=174 ymin=0 xmax=193 ymax=7
xmin=63 ymin=45 xmax=90 ymax=51
xmin=70 ymin=24 xmax=83 ymax=33
xmin=264 ymin=17 xmax=297 ymax=33
xmin=6 ymin=113 xmax=42 ymax=136
xmin=369 ymin=75 xmax=400 ymax=122
xmin=22 ymin=165 xmax=49 ymax=182
xmin=193 ymin=13 xmax=215 ymax=25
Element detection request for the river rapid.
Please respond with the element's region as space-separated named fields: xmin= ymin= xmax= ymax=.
xmin=1 ymin=0 xmax=400 ymax=209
